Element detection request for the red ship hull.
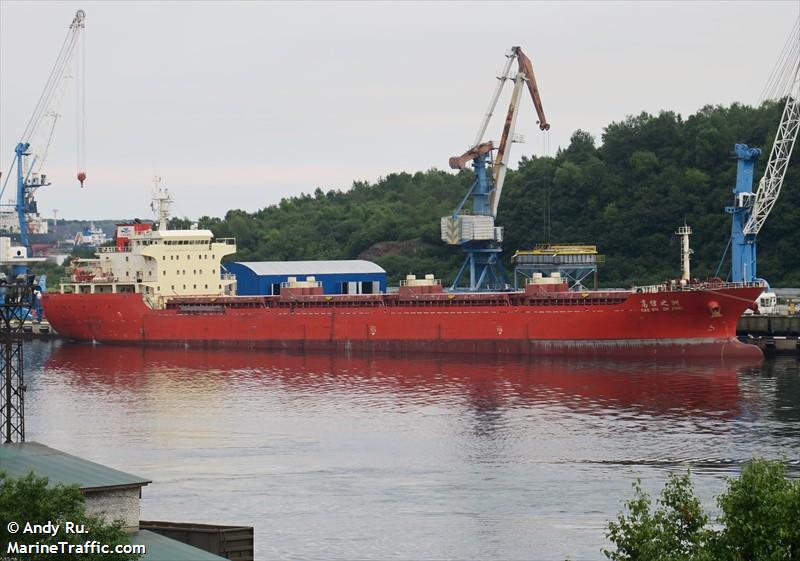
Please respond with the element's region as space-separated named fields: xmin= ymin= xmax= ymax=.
xmin=43 ymin=285 xmax=763 ymax=359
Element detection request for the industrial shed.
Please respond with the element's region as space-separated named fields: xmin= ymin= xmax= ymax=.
xmin=225 ymin=260 xmax=387 ymax=296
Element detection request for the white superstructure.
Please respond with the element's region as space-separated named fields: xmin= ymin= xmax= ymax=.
xmin=61 ymin=182 xmax=237 ymax=304
xmin=60 ymin=226 xmax=237 ymax=303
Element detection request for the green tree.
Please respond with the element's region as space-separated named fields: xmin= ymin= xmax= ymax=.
xmin=604 ymin=475 xmax=711 ymax=561
xmin=715 ymin=459 xmax=800 ymax=561
xmin=603 ymin=459 xmax=800 ymax=561
xmin=0 ymin=471 xmax=139 ymax=560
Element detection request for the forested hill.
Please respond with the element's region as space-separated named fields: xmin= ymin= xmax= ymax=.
xmin=184 ymin=101 xmax=800 ymax=287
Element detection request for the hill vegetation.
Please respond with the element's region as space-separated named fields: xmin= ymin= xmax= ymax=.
xmin=178 ymin=101 xmax=796 ymax=287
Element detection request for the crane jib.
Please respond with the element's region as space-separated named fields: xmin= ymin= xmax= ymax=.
xmin=4 ymin=10 xmax=87 ymax=254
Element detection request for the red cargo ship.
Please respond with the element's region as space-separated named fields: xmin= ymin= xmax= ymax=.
xmin=42 ymin=220 xmax=764 ymax=359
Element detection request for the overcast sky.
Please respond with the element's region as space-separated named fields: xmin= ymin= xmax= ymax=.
xmin=1 ymin=1 xmax=798 ymax=221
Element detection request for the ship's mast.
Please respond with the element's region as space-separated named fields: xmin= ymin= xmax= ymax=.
xmin=150 ymin=176 xmax=172 ymax=232
xmin=676 ymin=224 xmax=693 ymax=282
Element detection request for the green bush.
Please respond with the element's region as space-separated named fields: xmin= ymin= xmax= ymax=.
xmin=603 ymin=459 xmax=800 ymax=561
xmin=0 ymin=471 xmax=139 ymax=560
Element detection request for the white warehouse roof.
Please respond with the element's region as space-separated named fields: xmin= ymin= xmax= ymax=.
xmin=233 ymin=260 xmax=386 ymax=276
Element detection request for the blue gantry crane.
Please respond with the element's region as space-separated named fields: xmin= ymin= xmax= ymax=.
xmin=443 ymin=46 xmax=549 ymax=291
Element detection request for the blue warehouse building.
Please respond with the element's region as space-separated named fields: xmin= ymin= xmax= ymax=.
xmin=225 ymin=260 xmax=387 ymax=296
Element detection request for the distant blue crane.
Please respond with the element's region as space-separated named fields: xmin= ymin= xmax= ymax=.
xmin=724 ymin=55 xmax=799 ymax=285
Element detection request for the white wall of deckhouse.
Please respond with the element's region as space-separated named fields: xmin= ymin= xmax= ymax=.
xmin=60 ymin=230 xmax=237 ymax=297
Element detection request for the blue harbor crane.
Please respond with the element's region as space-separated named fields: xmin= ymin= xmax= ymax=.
xmin=723 ymin=38 xmax=799 ymax=310
xmin=0 ymin=9 xmax=86 ymax=270
xmin=443 ymin=46 xmax=549 ymax=291
xmin=0 ymin=9 xmax=86 ymax=320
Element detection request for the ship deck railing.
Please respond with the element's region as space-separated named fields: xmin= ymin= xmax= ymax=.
xmin=632 ymin=281 xmax=764 ymax=293
xmin=164 ymin=290 xmax=632 ymax=309
xmin=59 ymin=277 xmax=115 ymax=285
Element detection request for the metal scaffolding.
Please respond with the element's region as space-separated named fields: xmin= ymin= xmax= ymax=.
xmin=1 ymin=283 xmax=34 ymax=443
xmin=512 ymin=245 xmax=604 ymax=290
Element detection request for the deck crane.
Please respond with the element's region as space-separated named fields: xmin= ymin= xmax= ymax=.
xmin=0 ymin=9 xmax=86 ymax=257
xmin=724 ymin=29 xmax=799 ymax=312
xmin=442 ymin=46 xmax=549 ymax=291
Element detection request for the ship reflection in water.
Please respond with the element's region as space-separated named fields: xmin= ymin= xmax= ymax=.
xmin=26 ymin=341 xmax=800 ymax=561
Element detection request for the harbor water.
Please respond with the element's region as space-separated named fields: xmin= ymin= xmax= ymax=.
xmin=23 ymin=340 xmax=800 ymax=560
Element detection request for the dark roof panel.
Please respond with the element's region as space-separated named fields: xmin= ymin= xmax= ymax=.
xmin=133 ymin=530 xmax=229 ymax=561
xmin=0 ymin=442 xmax=150 ymax=490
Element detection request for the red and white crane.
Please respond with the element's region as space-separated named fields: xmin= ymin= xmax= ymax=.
xmin=444 ymin=46 xmax=549 ymax=290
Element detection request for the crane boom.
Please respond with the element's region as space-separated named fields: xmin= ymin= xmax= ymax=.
xmin=743 ymin=57 xmax=800 ymax=235
xmin=489 ymin=46 xmax=548 ymax=217
xmin=465 ymin=47 xmax=549 ymax=154
xmin=450 ymin=46 xmax=549 ymax=217
xmin=470 ymin=51 xmax=517 ymax=150
xmin=515 ymin=47 xmax=549 ymax=132
xmin=0 ymin=10 xmax=86 ymax=251
xmin=489 ymin=73 xmax=525 ymax=217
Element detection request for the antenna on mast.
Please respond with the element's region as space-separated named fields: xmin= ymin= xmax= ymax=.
xmin=150 ymin=175 xmax=172 ymax=231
